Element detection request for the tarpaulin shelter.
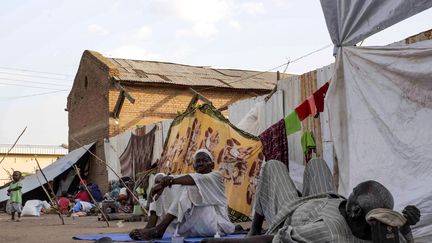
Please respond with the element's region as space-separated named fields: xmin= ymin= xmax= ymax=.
xmin=159 ymin=102 xmax=264 ymax=221
xmin=321 ymin=1 xmax=432 ymax=241
xmin=0 ymin=143 xmax=94 ymax=205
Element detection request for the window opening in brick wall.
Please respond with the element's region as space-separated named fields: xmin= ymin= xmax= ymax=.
xmin=84 ymin=76 xmax=89 ymax=89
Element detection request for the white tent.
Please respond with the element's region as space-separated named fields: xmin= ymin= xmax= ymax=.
xmin=0 ymin=143 xmax=94 ymax=203
xmin=320 ymin=0 xmax=432 ymax=241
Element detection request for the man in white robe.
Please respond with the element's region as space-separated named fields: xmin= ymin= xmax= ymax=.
xmin=129 ymin=149 xmax=235 ymax=240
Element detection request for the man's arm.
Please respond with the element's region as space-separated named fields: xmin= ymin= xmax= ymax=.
xmin=160 ymin=175 xmax=196 ymax=187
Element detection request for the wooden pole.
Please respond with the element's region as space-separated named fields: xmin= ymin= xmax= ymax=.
xmin=35 ymin=174 xmax=66 ymax=222
xmin=72 ymin=165 xmax=110 ymax=227
xmin=34 ymin=157 xmax=65 ymax=225
xmin=71 ymin=137 xmax=148 ymax=215
xmin=0 ymin=127 xmax=27 ymax=165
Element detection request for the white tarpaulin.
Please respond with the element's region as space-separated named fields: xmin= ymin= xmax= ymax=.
xmin=321 ymin=1 xmax=432 ymax=241
xmin=328 ymin=42 xmax=432 ymax=241
xmin=320 ymin=0 xmax=432 ymax=47
xmin=0 ymin=143 xmax=93 ymax=203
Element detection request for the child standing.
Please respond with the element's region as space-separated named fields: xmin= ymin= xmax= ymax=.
xmin=7 ymin=171 xmax=23 ymax=222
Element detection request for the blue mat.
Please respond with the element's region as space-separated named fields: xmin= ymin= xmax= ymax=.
xmin=73 ymin=233 xmax=245 ymax=242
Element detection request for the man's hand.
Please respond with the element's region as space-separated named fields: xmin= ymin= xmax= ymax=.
xmin=403 ymin=205 xmax=421 ymax=226
xmin=400 ymin=205 xmax=421 ymax=239
xmin=150 ymin=184 xmax=164 ymax=202
xmin=159 ymin=176 xmax=173 ymax=188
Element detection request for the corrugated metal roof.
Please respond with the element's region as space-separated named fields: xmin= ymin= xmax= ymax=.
xmin=0 ymin=144 xmax=68 ymax=155
xmin=106 ymin=57 xmax=291 ymax=90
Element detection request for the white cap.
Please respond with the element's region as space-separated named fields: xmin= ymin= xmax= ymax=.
xmin=193 ymin=148 xmax=214 ymax=162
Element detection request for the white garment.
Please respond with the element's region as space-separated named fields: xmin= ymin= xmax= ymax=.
xmin=236 ymin=103 xmax=262 ymax=136
xmin=149 ymin=171 xmax=235 ymax=237
xmin=79 ymin=201 xmax=95 ymax=212
xmin=119 ymin=187 xmax=128 ymax=196
xmin=21 ymin=200 xmax=51 ymax=217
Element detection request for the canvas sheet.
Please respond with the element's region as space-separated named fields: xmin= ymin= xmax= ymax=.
xmin=328 ymin=41 xmax=432 ymax=241
xmin=159 ymin=104 xmax=264 ymax=221
xmin=320 ymin=0 xmax=432 ymax=47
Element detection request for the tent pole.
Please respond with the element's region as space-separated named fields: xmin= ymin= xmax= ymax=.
xmin=34 ymin=157 xmax=65 ymax=225
xmin=71 ymin=137 xmax=148 ymax=216
xmin=35 ymin=174 xmax=65 ymax=224
xmin=72 ymin=165 xmax=110 ymax=227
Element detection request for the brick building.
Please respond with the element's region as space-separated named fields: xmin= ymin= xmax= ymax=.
xmin=67 ymin=50 xmax=288 ymax=191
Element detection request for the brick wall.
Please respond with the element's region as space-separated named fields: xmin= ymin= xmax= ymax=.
xmin=67 ymin=51 xmax=111 ymax=191
xmin=68 ymin=51 xmax=271 ymax=192
xmin=108 ymin=83 xmax=265 ymax=136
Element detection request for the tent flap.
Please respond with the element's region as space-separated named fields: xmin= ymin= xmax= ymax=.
xmin=320 ymin=0 xmax=432 ymax=47
xmin=0 ymin=143 xmax=94 ymax=203
xmin=327 ymin=41 xmax=432 ymax=241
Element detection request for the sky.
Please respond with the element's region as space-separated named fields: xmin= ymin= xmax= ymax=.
xmin=0 ymin=0 xmax=431 ymax=145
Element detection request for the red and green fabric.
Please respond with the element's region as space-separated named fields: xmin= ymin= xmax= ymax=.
xmin=284 ymin=111 xmax=301 ymax=135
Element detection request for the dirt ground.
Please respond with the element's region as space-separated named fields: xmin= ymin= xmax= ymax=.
xmin=0 ymin=213 xmax=145 ymax=243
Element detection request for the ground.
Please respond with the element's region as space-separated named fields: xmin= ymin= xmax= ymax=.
xmin=0 ymin=213 xmax=144 ymax=243
xmin=0 ymin=213 xmax=254 ymax=243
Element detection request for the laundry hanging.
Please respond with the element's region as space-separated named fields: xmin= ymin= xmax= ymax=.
xmin=283 ymin=81 xmax=330 ymax=136
xmin=258 ymin=119 xmax=289 ymax=167
xmin=119 ymin=127 xmax=156 ymax=178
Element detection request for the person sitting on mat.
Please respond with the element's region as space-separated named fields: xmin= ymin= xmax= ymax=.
xmin=202 ymin=159 xmax=420 ymax=243
xmin=129 ymin=148 xmax=235 ymax=240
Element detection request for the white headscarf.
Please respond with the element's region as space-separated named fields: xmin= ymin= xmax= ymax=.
xmin=193 ymin=148 xmax=214 ymax=162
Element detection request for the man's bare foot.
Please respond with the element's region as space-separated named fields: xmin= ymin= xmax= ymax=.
xmin=129 ymin=227 xmax=163 ymax=240
xmin=15 ymin=218 xmax=21 ymax=222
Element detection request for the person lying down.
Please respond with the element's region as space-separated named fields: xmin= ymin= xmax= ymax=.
xmin=129 ymin=149 xmax=235 ymax=240
xmin=203 ymin=159 xmax=420 ymax=243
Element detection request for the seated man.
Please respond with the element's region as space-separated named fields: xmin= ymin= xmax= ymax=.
xmin=129 ymin=149 xmax=235 ymax=240
xmin=204 ymin=159 xmax=420 ymax=243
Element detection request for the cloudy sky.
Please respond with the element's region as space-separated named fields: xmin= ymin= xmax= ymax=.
xmin=1 ymin=0 xmax=431 ymax=145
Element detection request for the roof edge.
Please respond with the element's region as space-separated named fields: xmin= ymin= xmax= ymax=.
xmin=115 ymin=79 xmax=275 ymax=91
xmin=84 ymin=50 xmax=120 ymax=77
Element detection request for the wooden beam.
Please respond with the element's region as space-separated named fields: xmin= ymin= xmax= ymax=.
xmin=113 ymin=81 xmax=135 ymax=104
xmin=189 ymin=88 xmax=212 ymax=105
xmin=112 ymin=90 xmax=126 ymax=119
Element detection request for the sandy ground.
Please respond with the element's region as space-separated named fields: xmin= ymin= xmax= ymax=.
xmin=0 ymin=213 xmax=145 ymax=243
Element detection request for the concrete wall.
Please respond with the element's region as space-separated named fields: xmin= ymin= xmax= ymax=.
xmin=0 ymin=155 xmax=60 ymax=186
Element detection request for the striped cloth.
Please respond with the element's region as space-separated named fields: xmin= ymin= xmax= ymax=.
xmin=255 ymin=159 xmax=370 ymax=243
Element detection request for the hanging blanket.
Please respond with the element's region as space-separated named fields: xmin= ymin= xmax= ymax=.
xmin=258 ymin=119 xmax=289 ymax=167
xmin=120 ymin=127 xmax=156 ymax=178
xmin=159 ymin=104 xmax=264 ymax=222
